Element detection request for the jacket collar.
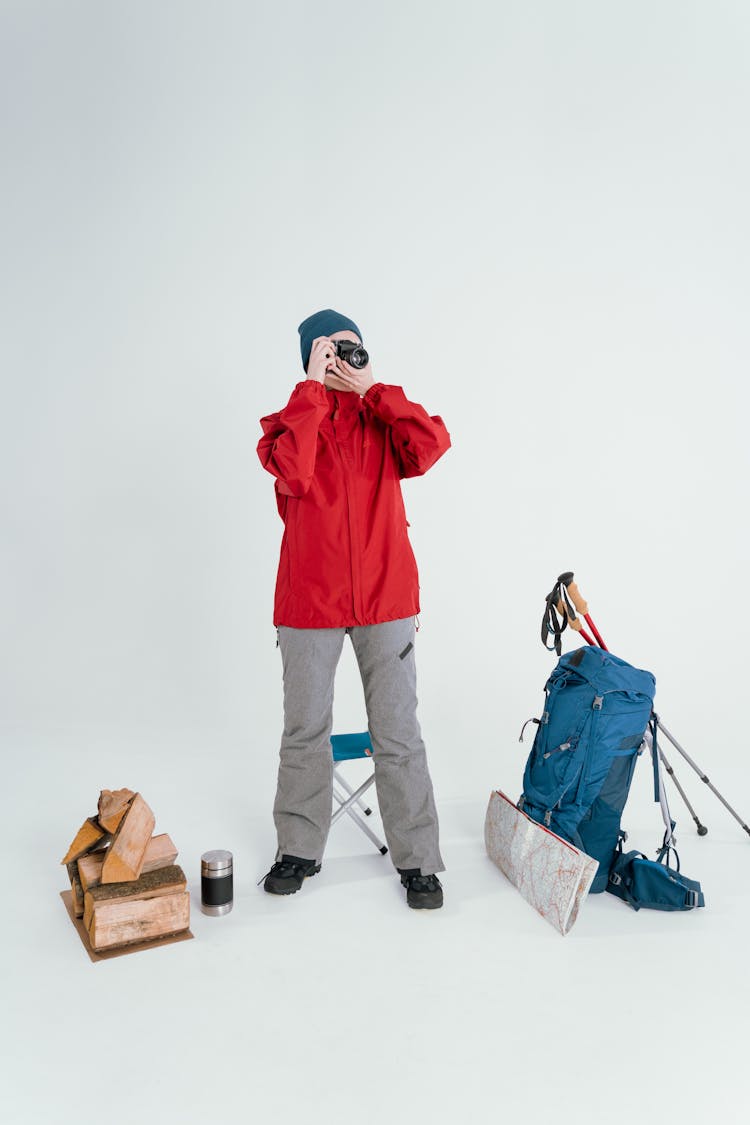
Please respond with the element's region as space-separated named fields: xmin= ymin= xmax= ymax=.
xmin=326 ymin=388 xmax=363 ymax=415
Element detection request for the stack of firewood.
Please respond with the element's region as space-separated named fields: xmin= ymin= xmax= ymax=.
xmin=62 ymin=789 xmax=190 ymax=952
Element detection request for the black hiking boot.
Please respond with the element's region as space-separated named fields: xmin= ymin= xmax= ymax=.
xmin=262 ymin=854 xmax=321 ymax=895
xmin=398 ymin=868 xmax=443 ymax=910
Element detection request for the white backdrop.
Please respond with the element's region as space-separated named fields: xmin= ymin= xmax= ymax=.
xmin=4 ymin=0 xmax=749 ymax=805
xmin=3 ymin=5 xmax=750 ymax=1125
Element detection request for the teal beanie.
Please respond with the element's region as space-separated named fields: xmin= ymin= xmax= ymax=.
xmin=298 ymin=308 xmax=363 ymax=372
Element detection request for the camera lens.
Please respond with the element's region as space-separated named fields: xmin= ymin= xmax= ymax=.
xmin=334 ymin=341 xmax=368 ymax=368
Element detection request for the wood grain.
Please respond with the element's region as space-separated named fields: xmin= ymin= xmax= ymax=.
xmin=101 ymin=793 xmax=155 ymax=883
xmin=87 ymin=890 xmax=190 ymax=951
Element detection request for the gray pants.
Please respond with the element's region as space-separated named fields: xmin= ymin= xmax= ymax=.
xmin=273 ymin=616 xmax=444 ymax=875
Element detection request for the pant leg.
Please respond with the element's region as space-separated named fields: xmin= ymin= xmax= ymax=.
xmin=348 ymin=617 xmax=445 ymax=875
xmin=273 ymin=625 xmax=347 ymax=863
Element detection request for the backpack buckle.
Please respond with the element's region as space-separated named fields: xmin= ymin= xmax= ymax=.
xmin=609 ymin=872 xmax=622 ymax=886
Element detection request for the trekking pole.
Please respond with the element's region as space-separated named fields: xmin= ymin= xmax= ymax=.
xmin=559 ymin=573 xmax=609 ymax=651
xmin=556 ymin=604 xmax=595 ymax=647
xmin=654 ymin=715 xmax=750 ymax=838
xmin=656 ymin=745 xmax=708 ymax=836
xmin=643 ymin=721 xmax=709 ymax=836
xmin=643 ymin=720 xmax=715 ymax=837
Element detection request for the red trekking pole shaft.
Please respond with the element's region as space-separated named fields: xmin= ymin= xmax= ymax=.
xmin=563 ymin=578 xmax=608 ymax=650
xmin=555 ymin=602 xmax=596 ymax=647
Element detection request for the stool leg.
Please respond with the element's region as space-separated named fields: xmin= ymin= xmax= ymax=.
xmin=333 ymin=767 xmax=373 ymax=815
xmin=330 ymin=775 xmax=375 ymax=826
xmin=332 ymin=782 xmax=388 ymax=855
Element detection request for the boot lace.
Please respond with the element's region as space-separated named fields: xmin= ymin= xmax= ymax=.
xmin=257 ymin=857 xmax=313 ymax=886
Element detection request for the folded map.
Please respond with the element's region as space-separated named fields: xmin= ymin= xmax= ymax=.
xmin=484 ymin=789 xmax=599 ymax=935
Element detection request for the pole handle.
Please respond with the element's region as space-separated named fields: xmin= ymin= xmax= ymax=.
xmin=564 ymin=578 xmax=588 ymax=616
xmin=558 ymin=602 xmax=583 ymax=632
xmin=556 ymin=594 xmax=596 ymax=646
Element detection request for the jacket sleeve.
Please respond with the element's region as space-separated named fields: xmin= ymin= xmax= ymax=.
xmin=257 ymin=380 xmax=329 ymax=497
xmin=363 ymin=383 xmax=451 ymax=478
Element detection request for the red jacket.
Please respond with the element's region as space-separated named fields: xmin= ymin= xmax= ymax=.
xmin=258 ymin=380 xmax=451 ymax=628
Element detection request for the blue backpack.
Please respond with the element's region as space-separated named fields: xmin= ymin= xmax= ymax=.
xmin=519 ymin=646 xmax=655 ymax=893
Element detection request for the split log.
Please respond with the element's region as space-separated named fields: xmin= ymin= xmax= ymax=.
xmin=97 ymin=788 xmax=135 ymax=833
xmin=101 ymin=793 xmax=155 ymax=884
xmin=87 ymin=890 xmax=190 ymax=952
xmin=76 ymin=848 xmax=110 ymax=892
xmin=84 ymin=865 xmax=189 ymax=949
xmin=66 ymin=861 xmax=85 ymax=918
xmin=83 ymin=864 xmax=186 ymax=932
xmin=61 ymin=818 xmax=109 ymax=865
xmin=140 ymin=833 xmax=178 ymax=871
xmin=78 ymin=834 xmax=178 ymax=892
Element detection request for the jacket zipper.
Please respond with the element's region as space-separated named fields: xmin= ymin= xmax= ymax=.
xmin=332 ymin=402 xmax=361 ymax=622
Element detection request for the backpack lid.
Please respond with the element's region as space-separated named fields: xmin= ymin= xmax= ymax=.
xmin=557 ymin=646 xmax=655 ymax=701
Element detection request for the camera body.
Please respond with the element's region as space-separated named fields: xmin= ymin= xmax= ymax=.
xmin=334 ymin=339 xmax=369 ymax=370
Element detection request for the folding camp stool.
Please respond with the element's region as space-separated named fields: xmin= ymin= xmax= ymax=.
xmin=330 ymin=731 xmax=388 ymax=856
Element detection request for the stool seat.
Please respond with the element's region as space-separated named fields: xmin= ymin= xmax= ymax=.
xmin=331 ymin=731 xmax=373 ymax=762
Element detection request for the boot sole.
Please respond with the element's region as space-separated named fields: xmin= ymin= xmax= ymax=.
xmin=407 ymin=894 xmax=443 ymax=910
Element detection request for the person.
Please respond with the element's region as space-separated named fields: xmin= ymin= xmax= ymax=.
xmin=256 ymin=308 xmax=451 ymax=909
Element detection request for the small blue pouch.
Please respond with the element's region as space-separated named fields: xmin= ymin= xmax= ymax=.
xmin=606 ymin=716 xmax=705 ymax=912
xmin=607 ymin=842 xmax=705 ymax=912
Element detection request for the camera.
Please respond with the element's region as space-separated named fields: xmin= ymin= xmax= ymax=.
xmin=334 ymin=339 xmax=369 ymax=369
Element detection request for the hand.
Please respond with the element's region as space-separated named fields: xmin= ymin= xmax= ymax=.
xmin=324 ymin=355 xmax=375 ymax=396
xmin=306 ymin=336 xmax=337 ymax=384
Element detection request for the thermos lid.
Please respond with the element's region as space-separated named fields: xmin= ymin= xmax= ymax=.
xmin=201 ymin=849 xmax=233 ymax=874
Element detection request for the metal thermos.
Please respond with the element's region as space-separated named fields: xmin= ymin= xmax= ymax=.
xmin=201 ymin=850 xmax=233 ymax=916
